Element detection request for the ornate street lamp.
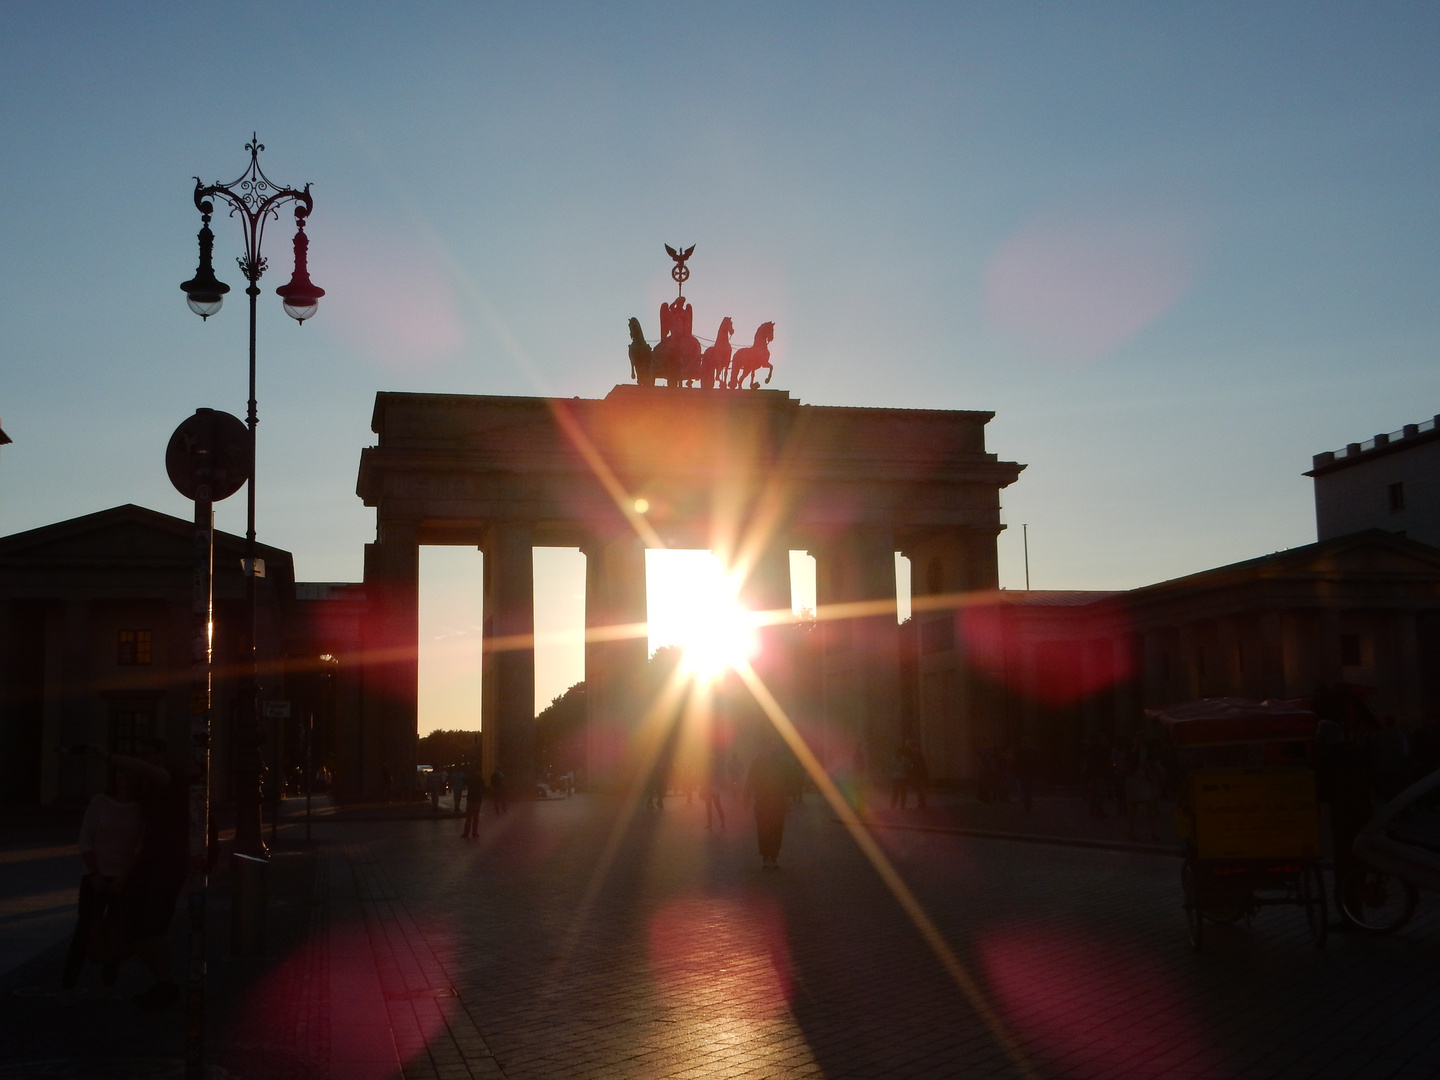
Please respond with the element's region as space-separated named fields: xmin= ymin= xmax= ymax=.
xmin=181 ymin=135 xmax=324 ymax=856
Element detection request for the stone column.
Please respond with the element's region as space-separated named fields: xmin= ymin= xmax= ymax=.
xmin=1256 ymin=611 xmax=1286 ymax=698
xmin=901 ymin=527 xmax=997 ymax=780
xmin=583 ymin=532 xmax=648 ymax=787
xmin=814 ymin=529 xmax=900 ymax=778
xmin=482 ymin=524 xmax=535 ymax=789
xmin=732 ymin=543 xmax=794 ymax=747
xmin=360 ymin=520 xmax=418 ymax=799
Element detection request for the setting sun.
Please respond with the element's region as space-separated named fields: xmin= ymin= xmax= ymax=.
xmin=646 ymin=549 xmax=758 ymax=681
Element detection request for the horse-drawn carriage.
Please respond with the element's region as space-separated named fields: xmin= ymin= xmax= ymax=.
xmin=627 ymin=246 xmax=775 ymax=389
xmin=629 ymin=308 xmax=774 ymax=389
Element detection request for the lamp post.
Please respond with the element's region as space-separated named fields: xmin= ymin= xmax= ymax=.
xmin=181 ymin=135 xmax=324 ymax=856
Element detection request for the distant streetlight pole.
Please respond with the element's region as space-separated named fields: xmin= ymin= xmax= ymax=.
xmin=181 ymin=135 xmax=324 ymax=855
xmin=1022 ymin=523 xmax=1030 ymax=591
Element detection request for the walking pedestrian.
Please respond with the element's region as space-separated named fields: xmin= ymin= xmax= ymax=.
xmin=889 ymin=743 xmax=910 ymax=810
xmin=745 ymin=737 xmax=797 ymax=869
xmin=89 ymin=739 xmax=189 ymax=1011
xmin=461 ymin=769 xmax=486 ymax=837
xmin=904 ymin=738 xmax=929 ymax=811
xmin=450 ymin=767 xmax=466 ymax=814
xmin=1084 ymin=737 xmax=1110 ymax=817
xmin=1013 ymin=738 xmax=1040 ymax=812
xmin=490 ymin=769 xmax=509 ymax=814
xmin=1110 ymin=737 xmax=1133 ymax=816
xmin=702 ymin=752 xmax=727 ymax=830
xmin=62 ymin=758 xmax=143 ymax=994
xmin=1125 ymin=739 xmax=1163 ymax=842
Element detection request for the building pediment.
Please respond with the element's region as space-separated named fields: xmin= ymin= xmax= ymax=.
xmin=0 ymin=504 xmax=292 ymax=574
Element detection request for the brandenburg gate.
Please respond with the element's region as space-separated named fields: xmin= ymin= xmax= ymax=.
xmin=354 ymin=384 xmax=1024 ymax=793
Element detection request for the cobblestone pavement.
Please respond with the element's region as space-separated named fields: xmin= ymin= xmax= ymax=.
xmin=4 ymin=792 xmax=1440 ymax=1079
xmin=0 ymin=816 xmax=85 ymax=979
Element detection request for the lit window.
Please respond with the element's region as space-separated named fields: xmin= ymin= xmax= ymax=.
xmin=118 ymin=629 xmax=152 ymax=666
xmin=1389 ymin=482 xmax=1405 ymax=513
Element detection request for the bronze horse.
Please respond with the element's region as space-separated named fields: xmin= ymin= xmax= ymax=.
xmin=700 ymin=316 xmax=734 ymax=389
xmin=729 ymin=321 xmax=775 ymax=388
xmin=628 ymin=317 xmax=654 ymax=386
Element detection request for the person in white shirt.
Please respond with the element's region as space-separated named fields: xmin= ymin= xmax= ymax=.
xmin=62 ymin=764 xmax=143 ymax=991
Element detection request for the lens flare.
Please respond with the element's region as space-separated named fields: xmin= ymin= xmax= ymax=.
xmin=982 ymin=924 xmax=1209 ymax=1078
xmin=648 ymin=551 xmax=759 ymax=682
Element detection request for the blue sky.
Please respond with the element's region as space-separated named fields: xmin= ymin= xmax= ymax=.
xmin=3 ymin=3 xmax=1439 ymax=713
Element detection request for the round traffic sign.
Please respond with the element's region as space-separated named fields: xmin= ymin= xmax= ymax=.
xmin=166 ymin=409 xmax=249 ymax=502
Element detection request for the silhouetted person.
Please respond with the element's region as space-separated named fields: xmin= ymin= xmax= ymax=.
xmin=1013 ymin=739 xmax=1040 ymax=812
xmin=904 ymin=738 xmax=929 ymax=811
xmin=889 ymin=743 xmax=910 ymax=809
xmin=646 ymin=769 xmax=667 ymax=811
xmin=1084 ymin=737 xmax=1110 ymax=817
xmin=1317 ymin=720 xmax=1374 ymax=923
xmin=63 ymin=758 xmax=142 ymax=993
xmin=702 ymin=753 xmax=727 ymax=830
xmin=93 ymin=738 xmax=188 ymax=1011
xmin=1125 ymin=739 xmax=1163 ymax=842
xmin=1110 ymin=737 xmax=1133 ymax=815
xmin=449 ymin=767 xmax=465 ymax=814
xmin=490 ymin=769 xmax=508 ymax=814
xmin=745 ymin=739 xmax=797 ymax=869
xmin=461 ymin=770 xmax=485 ymax=837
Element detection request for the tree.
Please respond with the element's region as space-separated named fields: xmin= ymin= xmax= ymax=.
xmin=534 ymin=682 xmax=586 ymax=778
xmin=417 ymin=729 xmax=481 ymax=769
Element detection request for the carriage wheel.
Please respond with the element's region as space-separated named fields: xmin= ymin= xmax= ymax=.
xmin=1182 ymin=860 xmax=1204 ymax=952
xmin=1202 ymin=902 xmax=1247 ymax=925
xmin=1339 ymin=868 xmax=1419 ymax=934
xmin=1301 ymin=864 xmax=1328 ymax=950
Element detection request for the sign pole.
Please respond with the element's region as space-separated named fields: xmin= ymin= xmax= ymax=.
xmin=185 ymin=458 xmax=213 ymax=1080
xmin=167 ymin=407 xmax=249 ymax=1080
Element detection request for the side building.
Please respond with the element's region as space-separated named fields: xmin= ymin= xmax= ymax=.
xmin=1308 ymin=413 xmax=1440 ymax=547
xmin=0 ymin=505 xmax=293 ymax=805
xmin=934 ymin=530 xmax=1440 ymax=777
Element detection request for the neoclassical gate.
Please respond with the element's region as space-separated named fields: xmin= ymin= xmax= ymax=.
xmin=353 ymin=385 xmax=1023 ymax=795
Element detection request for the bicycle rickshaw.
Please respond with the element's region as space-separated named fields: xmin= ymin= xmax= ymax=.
xmin=1151 ymin=698 xmax=1328 ymax=952
xmin=1344 ymin=765 xmax=1440 ymax=932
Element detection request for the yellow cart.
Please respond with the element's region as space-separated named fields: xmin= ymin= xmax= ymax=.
xmin=1153 ymin=698 xmax=1327 ymax=952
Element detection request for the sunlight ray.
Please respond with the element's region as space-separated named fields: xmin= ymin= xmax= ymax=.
xmin=539 ymin=663 xmax=696 ymax=981
xmin=731 ymin=658 xmax=1039 ymax=1080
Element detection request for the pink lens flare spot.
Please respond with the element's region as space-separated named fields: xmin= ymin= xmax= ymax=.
xmin=233 ymin=919 xmax=458 ymax=1080
xmin=321 ymin=232 xmax=466 ymax=372
xmin=981 ymin=925 xmax=1209 ymax=1079
xmin=648 ymin=895 xmax=793 ymax=1018
xmin=985 ymin=215 xmax=1194 ymax=363
xmin=958 ymin=597 xmax=1133 ymax=707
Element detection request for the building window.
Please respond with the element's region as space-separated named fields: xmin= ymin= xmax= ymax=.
xmin=1389 ymin=482 xmax=1405 ymax=513
xmin=109 ymin=708 xmax=155 ymax=755
xmin=1340 ymin=633 xmax=1362 ymax=667
xmin=118 ymin=629 xmax=152 ymax=666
